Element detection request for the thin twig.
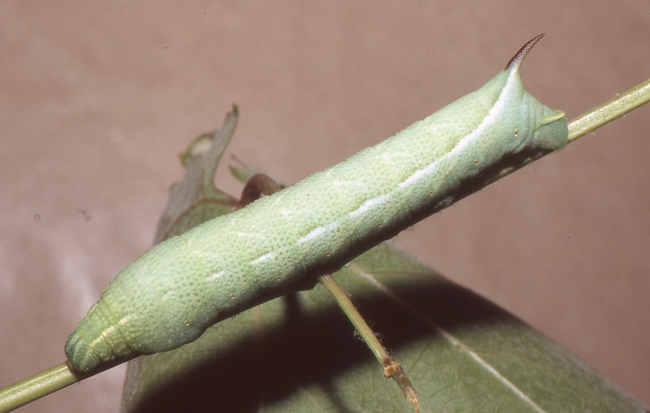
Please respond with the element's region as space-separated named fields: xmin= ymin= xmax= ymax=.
xmin=318 ymin=274 xmax=420 ymax=412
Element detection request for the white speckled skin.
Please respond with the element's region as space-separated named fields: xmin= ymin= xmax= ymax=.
xmin=65 ymin=37 xmax=568 ymax=374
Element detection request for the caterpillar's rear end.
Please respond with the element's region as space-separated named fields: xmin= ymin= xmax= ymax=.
xmin=65 ymin=236 xmax=221 ymax=373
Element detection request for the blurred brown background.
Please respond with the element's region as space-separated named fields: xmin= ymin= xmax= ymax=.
xmin=1 ymin=1 xmax=649 ymax=412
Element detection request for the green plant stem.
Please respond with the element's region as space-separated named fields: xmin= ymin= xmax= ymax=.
xmin=568 ymin=78 xmax=650 ymax=143
xmin=0 ymin=363 xmax=77 ymax=413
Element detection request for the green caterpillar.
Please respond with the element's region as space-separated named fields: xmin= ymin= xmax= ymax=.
xmin=65 ymin=34 xmax=568 ymax=374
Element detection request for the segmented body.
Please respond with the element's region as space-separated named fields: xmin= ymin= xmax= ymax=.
xmin=65 ymin=35 xmax=568 ymax=374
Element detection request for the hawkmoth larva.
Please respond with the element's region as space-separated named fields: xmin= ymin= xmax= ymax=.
xmin=65 ymin=34 xmax=568 ymax=374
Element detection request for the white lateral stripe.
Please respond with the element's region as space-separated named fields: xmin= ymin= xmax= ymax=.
xmin=205 ymin=271 xmax=225 ymax=282
xmin=252 ymin=252 xmax=275 ymax=265
xmin=297 ymin=226 xmax=326 ymax=244
xmin=349 ymin=194 xmax=390 ymax=219
xmin=399 ymin=74 xmax=515 ymax=191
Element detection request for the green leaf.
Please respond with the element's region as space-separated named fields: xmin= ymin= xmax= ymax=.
xmin=151 ymin=106 xmax=240 ymax=245
xmin=121 ymin=108 xmax=647 ymax=413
